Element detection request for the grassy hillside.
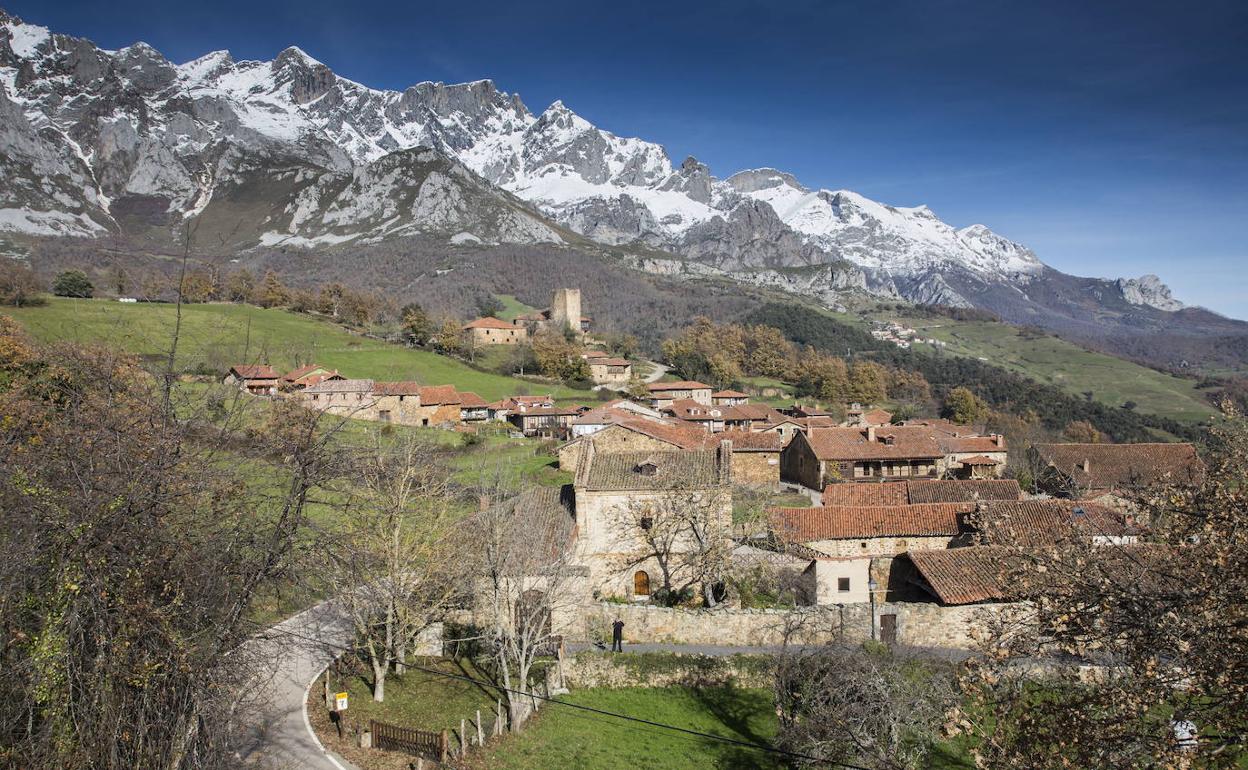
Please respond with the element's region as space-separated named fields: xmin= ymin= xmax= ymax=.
xmin=5 ymin=298 xmax=589 ymax=402
xmin=882 ymin=314 xmax=1218 ymax=423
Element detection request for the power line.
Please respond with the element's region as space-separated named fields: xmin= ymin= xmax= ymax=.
xmin=249 ymin=619 xmax=870 ymax=769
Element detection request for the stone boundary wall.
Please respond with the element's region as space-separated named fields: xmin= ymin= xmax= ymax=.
xmin=576 ymin=600 xmax=1025 ymax=650
xmin=561 ymin=650 xmax=774 ymax=689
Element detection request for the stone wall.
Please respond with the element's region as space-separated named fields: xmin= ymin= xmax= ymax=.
xmin=561 ymin=650 xmax=774 ymax=689
xmin=576 ymin=600 xmax=1025 ymax=650
xmin=731 ymin=451 xmax=781 ymax=486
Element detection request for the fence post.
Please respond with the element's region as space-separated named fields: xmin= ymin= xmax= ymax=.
xmin=476 ymin=709 xmax=483 ymax=746
xmin=460 ymin=718 xmax=466 ymax=754
xmin=496 ymin=699 xmax=504 ymax=735
xmin=439 ymin=729 xmax=448 ymax=762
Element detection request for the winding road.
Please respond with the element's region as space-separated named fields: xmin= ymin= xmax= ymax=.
xmin=236 ymin=602 xmax=357 ymax=769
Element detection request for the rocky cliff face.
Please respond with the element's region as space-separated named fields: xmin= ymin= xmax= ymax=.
xmin=0 ymin=9 xmax=1218 ymax=336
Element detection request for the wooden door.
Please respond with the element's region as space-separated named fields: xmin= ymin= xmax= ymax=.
xmin=880 ymin=613 xmax=897 ymax=645
xmin=633 ymin=570 xmax=651 ymax=597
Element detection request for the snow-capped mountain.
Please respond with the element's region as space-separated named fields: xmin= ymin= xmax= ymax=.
xmin=0 ymin=10 xmax=1187 ymax=315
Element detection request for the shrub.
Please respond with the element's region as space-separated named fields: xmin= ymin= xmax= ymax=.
xmin=52 ymin=269 xmax=94 ymax=298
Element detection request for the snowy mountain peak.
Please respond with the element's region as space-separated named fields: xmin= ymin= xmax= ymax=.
xmin=1 ymin=13 xmax=49 ymax=59
xmin=725 ymin=168 xmax=806 ymax=194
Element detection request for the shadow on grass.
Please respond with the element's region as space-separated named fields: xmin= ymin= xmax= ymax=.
xmin=687 ymin=684 xmax=784 ymax=769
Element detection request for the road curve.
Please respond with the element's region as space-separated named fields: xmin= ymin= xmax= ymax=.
xmin=237 ymin=601 xmax=357 ymax=769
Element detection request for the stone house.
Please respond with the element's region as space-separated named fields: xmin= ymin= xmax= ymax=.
xmin=757 ymin=419 xmax=805 ymax=446
xmin=974 ymin=499 xmax=1140 ymax=547
xmin=509 ymin=405 xmax=585 ymax=438
xmin=458 ymin=391 xmax=489 ymax=422
xmin=718 ymin=430 xmax=783 ymax=487
xmin=512 ymin=288 xmax=591 ymax=336
xmin=661 ymin=399 xmax=726 ymax=432
xmin=571 ymin=441 xmax=733 ymax=598
xmin=559 ymin=417 xmax=780 ymax=486
xmin=769 ymin=502 xmax=977 ymax=558
xmin=782 ymin=426 xmax=945 ymax=489
xmin=712 ymin=390 xmax=750 ymax=406
xmin=463 ymin=317 xmax=528 ymax=346
xmin=280 ymin=363 xmax=341 ymax=391
xmin=300 ymin=380 xmax=462 ymax=427
xmin=1029 ymin=442 xmax=1204 ymax=499
xmin=300 ymin=378 xmax=377 ymax=414
xmin=586 ymin=356 xmax=632 ymax=386
xmin=645 ymin=381 xmax=713 ymax=409
xmin=570 ymin=400 xmax=665 ymax=438
xmin=912 ymin=421 xmax=1008 ymax=479
xmin=225 ymin=364 xmax=281 ymax=395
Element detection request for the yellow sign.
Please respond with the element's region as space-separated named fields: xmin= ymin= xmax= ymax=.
xmin=335 ymin=692 xmax=349 ymax=711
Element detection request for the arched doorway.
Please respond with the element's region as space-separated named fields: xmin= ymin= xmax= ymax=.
xmin=633 ymin=570 xmax=651 ymax=597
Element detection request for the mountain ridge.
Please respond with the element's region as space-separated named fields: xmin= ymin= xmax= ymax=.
xmin=2 ymin=7 xmax=1246 ymax=368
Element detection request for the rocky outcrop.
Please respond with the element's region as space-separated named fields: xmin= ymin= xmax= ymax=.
xmin=1116 ymin=274 xmax=1183 ymax=311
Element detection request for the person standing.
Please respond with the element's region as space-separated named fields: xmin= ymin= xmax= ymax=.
xmin=611 ymin=618 xmax=625 ymax=653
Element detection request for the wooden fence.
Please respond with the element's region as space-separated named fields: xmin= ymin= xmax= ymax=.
xmin=370 ymin=719 xmax=448 ymax=762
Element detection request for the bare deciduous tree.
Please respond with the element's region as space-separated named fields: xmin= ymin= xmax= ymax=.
xmin=775 ymin=644 xmax=958 ymax=770
xmin=613 ymin=488 xmax=733 ymax=607
xmin=470 ymin=488 xmax=578 ymax=728
xmin=323 ymin=435 xmax=461 ymax=702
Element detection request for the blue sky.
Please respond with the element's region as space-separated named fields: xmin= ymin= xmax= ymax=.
xmin=11 ymin=0 xmax=1248 ymax=318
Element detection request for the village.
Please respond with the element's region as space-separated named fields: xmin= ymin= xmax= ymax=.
xmin=222 ymin=288 xmax=1206 ymax=653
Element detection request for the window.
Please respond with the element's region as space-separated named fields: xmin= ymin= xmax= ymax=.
xmin=640 ymin=516 xmax=654 ymax=530
xmin=860 ymin=542 xmax=868 ymax=549
xmin=379 ymin=410 xmax=391 ymax=422
xmin=838 ymin=577 xmax=851 ymax=592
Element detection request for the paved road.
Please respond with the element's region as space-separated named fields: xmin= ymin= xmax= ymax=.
xmin=641 ymin=360 xmax=671 ymax=383
xmin=236 ymin=602 xmax=358 ymax=770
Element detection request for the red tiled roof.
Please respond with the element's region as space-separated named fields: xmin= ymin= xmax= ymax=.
xmin=860 ymin=408 xmax=894 ymax=425
xmin=975 ymin=499 xmax=1136 ymax=547
xmin=230 ymin=364 xmax=280 ymax=379
xmin=282 ymin=363 xmax=330 ymax=382
xmin=419 ymin=385 xmax=461 ymax=405
xmin=959 ymin=455 xmax=1000 ymax=466
xmin=906 ymin=547 xmax=1018 ymax=605
xmin=589 ymin=416 xmax=713 ymax=450
xmin=820 ymin=479 xmax=1023 ymax=507
xmin=647 ymin=381 xmax=712 ymax=392
xmin=821 ymin=483 xmax=909 ymax=507
xmin=463 ymin=317 xmax=517 ymax=330
xmin=803 ymin=426 xmax=944 ymax=461
xmin=769 ymin=502 xmax=973 ymax=541
xmin=1032 ymin=442 xmax=1204 ymax=491
xmin=515 ymin=405 xmax=583 ymax=417
xmin=458 ymin=391 xmax=488 ymax=408
xmin=589 ymin=357 xmax=631 ymax=367
xmin=713 ymin=389 xmax=749 ymax=398
xmin=304 ymin=378 xmax=375 ymax=394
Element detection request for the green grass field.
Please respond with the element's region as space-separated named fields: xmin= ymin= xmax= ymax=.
xmin=4 ymin=298 xmax=588 ymax=402
xmin=883 ymin=314 xmax=1219 ymax=424
xmin=494 ymin=294 xmax=539 ymax=322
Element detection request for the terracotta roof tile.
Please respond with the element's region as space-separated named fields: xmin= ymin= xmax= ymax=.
xmin=713 ymin=389 xmax=749 ymax=398
xmin=975 ymin=499 xmax=1136 ymax=547
xmin=804 ymin=426 xmax=944 ymax=461
xmin=769 ymin=502 xmax=973 ymax=541
xmin=1032 ymin=442 xmax=1204 ymax=491
xmin=458 ymin=391 xmax=488 ymax=408
xmin=719 ymin=430 xmax=784 ymax=451
xmin=375 ymin=381 xmax=423 ymax=396
xmin=906 ymin=547 xmax=1018 ymax=605
xmin=820 ymin=483 xmax=909 ymax=507
xmin=230 ymin=364 xmax=280 ymax=379
xmin=418 ymin=385 xmax=461 ymax=405
xmin=462 ymin=317 xmax=517 ymax=330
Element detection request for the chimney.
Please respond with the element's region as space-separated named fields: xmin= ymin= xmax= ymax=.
xmin=866 ymin=426 xmax=877 ymax=442
xmin=993 ymin=434 xmax=1004 ymax=447
xmin=718 ymin=439 xmax=733 ymax=485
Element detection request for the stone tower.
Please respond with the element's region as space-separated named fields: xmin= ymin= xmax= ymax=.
xmin=550 ymin=288 xmax=582 ymax=334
